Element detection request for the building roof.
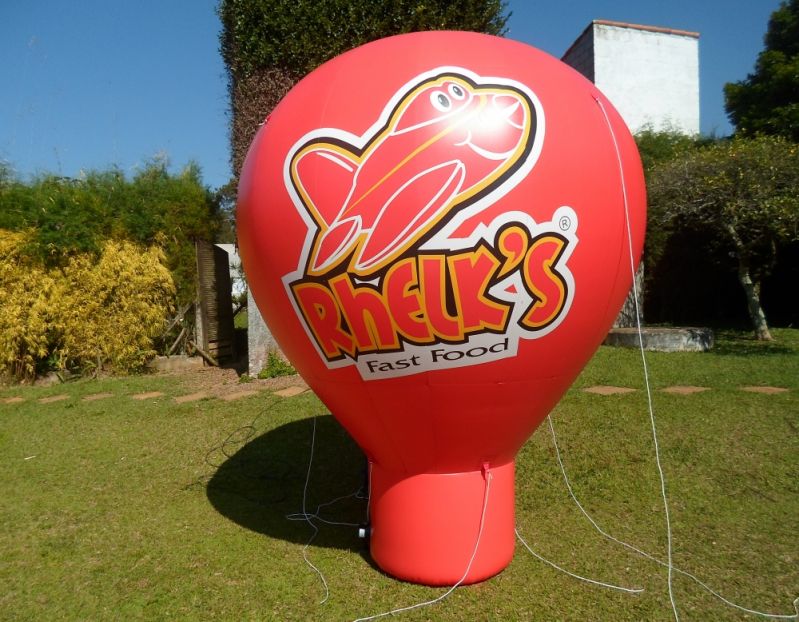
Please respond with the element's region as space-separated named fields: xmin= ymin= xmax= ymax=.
xmin=593 ymin=19 xmax=699 ymax=38
xmin=562 ymin=19 xmax=700 ymax=61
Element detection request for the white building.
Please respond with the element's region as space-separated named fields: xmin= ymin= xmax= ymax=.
xmin=562 ymin=20 xmax=700 ymax=135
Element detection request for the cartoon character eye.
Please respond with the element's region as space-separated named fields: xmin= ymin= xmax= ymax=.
xmin=448 ymin=84 xmax=466 ymax=100
xmin=430 ymin=91 xmax=452 ymax=112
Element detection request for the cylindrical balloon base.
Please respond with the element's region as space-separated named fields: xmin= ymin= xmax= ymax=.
xmin=369 ymin=461 xmax=515 ymax=586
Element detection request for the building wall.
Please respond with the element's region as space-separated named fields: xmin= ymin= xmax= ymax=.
xmin=592 ymin=23 xmax=699 ymax=134
xmin=247 ymin=288 xmax=280 ymax=375
xmin=214 ymin=243 xmax=280 ymax=373
xmin=561 ymin=27 xmax=594 ymax=83
xmin=562 ymin=21 xmax=699 ymax=135
xmin=214 ymin=243 xmax=247 ymax=299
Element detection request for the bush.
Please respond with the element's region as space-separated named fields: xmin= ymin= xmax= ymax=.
xmin=0 ymin=229 xmax=176 ymax=379
xmin=0 ymin=158 xmax=220 ymax=305
xmin=54 ymin=239 xmax=176 ymax=373
xmin=0 ymin=230 xmax=57 ymax=378
xmin=256 ymin=349 xmax=296 ymax=379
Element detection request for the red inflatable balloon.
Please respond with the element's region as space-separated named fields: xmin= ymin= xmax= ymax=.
xmin=237 ymin=31 xmax=645 ymax=586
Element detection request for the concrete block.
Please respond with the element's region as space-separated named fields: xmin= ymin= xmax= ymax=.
xmin=247 ymin=289 xmax=280 ymax=376
xmin=604 ymin=327 xmax=714 ymax=352
xmin=562 ymin=21 xmax=700 ymax=135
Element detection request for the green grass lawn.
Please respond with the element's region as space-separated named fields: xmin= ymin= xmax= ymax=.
xmin=1 ymin=330 xmax=797 ymax=621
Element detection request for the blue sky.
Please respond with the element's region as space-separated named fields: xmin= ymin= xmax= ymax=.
xmin=0 ymin=0 xmax=780 ymax=190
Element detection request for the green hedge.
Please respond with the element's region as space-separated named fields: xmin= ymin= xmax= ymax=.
xmin=218 ymin=0 xmax=510 ymax=177
xmin=218 ymin=0 xmax=509 ymax=79
xmin=0 ymin=158 xmax=221 ymax=304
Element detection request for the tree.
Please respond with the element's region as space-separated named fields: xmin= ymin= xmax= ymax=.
xmin=635 ymin=123 xmax=698 ymax=171
xmin=213 ymin=178 xmax=238 ymax=244
xmin=634 ymin=125 xmax=709 ymax=271
xmin=724 ymin=0 xmax=799 ymax=140
xmin=646 ymin=136 xmax=799 ymax=340
xmin=217 ymin=0 xmax=510 ymax=177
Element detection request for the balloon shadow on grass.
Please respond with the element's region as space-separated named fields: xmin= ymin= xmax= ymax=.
xmin=205 ymin=413 xmax=378 ymax=564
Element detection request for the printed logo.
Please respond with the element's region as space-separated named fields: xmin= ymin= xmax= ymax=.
xmin=282 ymin=67 xmax=578 ymax=380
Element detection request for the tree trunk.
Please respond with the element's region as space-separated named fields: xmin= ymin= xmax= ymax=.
xmin=736 ymin=252 xmax=773 ymax=341
xmin=613 ymin=262 xmax=644 ymax=328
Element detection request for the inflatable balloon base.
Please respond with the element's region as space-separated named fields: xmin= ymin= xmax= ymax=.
xmin=370 ymin=462 xmax=515 ymax=586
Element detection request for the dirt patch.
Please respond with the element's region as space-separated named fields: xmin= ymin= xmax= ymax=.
xmin=38 ymin=394 xmax=70 ymax=404
xmin=741 ymin=386 xmax=788 ymax=394
xmin=83 ymin=393 xmax=115 ymax=402
xmin=583 ymin=386 xmax=636 ymax=395
xmin=170 ymin=363 xmax=309 ymax=399
xmin=131 ymin=392 xmax=166 ymax=400
xmin=661 ymin=386 xmax=710 ymax=395
xmin=174 ymin=392 xmax=210 ymax=404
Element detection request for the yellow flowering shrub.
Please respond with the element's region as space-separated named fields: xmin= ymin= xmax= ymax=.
xmin=55 ymin=240 xmax=176 ymax=373
xmin=0 ymin=230 xmax=56 ymax=378
xmin=0 ymin=229 xmax=176 ymax=379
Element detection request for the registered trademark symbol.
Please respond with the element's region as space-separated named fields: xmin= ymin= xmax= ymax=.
xmin=559 ymin=216 xmax=571 ymax=231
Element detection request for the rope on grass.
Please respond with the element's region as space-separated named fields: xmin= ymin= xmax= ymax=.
xmin=596 ymin=95 xmax=680 ymax=622
xmin=515 ymin=528 xmax=644 ymax=594
xmin=285 ymin=415 xmax=370 ymax=605
xmin=547 ymin=414 xmax=799 ymax=620
xmin=294 ymin=416 xmax=329 ymax=603
xmin=198 ymin=397 xmax=292 ymax=505
xmin=595 ymin=95 xmax=798 ymax=620
xmin=203 ymin=404 xmax=367 ymax=603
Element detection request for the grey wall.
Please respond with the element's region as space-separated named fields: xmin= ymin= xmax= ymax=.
xmin=561 ymin=26 xmax=595 ymax=83
xmin=247 ymin=289 xmax=279 ymax=376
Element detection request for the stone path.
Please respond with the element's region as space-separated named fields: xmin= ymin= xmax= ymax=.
xmin=221 ymin=390 xmax=260 ymax=402
xmin=2 ymin=383 xmax=791 ymax=407
xmin=175 ymin=392 xmax=209 ymax=404
xmin=582 ymin=385 xmax=790 ymax=395
xmin=274 ymin=386 xmax=308 ymax=397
